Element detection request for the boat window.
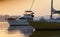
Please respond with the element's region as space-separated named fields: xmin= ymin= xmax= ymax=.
xmin=20 ymin=18 xmax=26 ymax=19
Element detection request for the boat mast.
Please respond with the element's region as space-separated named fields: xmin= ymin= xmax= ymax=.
xmin=50 ymin=0 xmax=53 ymax=19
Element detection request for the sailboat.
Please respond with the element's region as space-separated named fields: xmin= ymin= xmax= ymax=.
xmin=28 ymin=0 xmax=60 ymax=29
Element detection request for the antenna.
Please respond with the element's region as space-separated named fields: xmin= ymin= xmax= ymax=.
xmin=30 ymin=0 xmax=35 ymax=10
xmin=25 ymin=0 xmax=35 ymax=14
xmin=50 ymin=0 xmax=53 ymax=19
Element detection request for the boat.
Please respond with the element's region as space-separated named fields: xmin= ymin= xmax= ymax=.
xmin=7 ymin=10 xmax=34 ymax=26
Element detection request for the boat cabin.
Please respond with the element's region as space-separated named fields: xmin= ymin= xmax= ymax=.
xmin=19 ymin=10 xmax=34 ymax=21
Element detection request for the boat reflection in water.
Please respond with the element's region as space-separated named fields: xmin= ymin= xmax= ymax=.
xmin=0 ymin=22 xmax=35 ymax=37
xmin=0 ymin=22 xmax=27 ymax=37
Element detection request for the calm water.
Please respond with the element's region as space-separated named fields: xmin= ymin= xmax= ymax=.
xmin=0 ymin=22 xmax=34 ymax=37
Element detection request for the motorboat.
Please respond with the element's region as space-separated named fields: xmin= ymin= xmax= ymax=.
xmin=7 ymin=10 xmax=34 ymax=26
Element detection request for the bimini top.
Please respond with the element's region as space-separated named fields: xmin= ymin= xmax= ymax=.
xmin=25 ymin=10 xmax=33 ymax=12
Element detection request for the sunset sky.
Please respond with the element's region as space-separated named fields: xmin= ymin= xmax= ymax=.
xmin=0 ymin=0 xmax=60 ymax=17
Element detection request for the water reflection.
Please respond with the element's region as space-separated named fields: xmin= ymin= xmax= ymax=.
xmin=8 ymin=26 xmax=34 ymax=35
xmin=0 ymin=22 xmax=34 ymax=37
